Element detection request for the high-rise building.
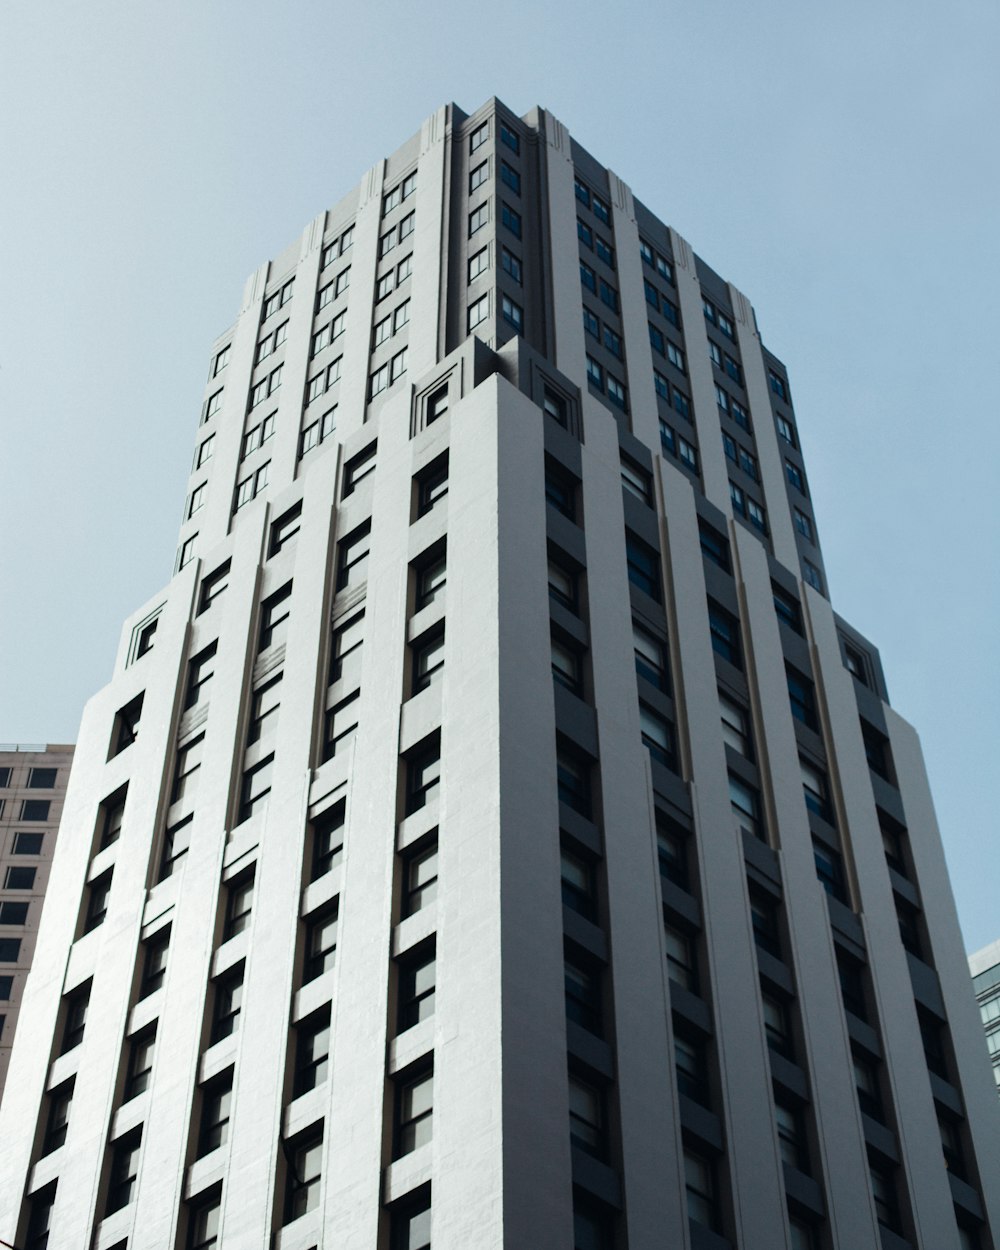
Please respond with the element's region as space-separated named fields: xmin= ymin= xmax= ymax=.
xmin=969 ymin=942 xmax=1000 ymax=1100
xmin=0 ymin=742 xmax=74 ymax=1103
xmin=1 ymin=98 xmax=997 ymax=1250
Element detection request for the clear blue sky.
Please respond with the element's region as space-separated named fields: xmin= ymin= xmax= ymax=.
xmin=1 ymin=1 xmax=997 ymax=951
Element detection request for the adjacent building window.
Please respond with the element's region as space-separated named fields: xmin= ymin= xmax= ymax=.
xmin=187 ymin=1191 xmax=222 ymax=1250
xmin=391 ymin=1190 xmax=432 ymax=1250
xmin=323 ymin=692 xmax=359 ymax=761
xmin=160 ymin=814 xmax=193 ymax=880
xmin=260 ymin=582 xmax=293 ymax=652
xmin=61 ymin=983 xmax=90 ymax=1052
xmin=13 ymin=831 xmax=44 ymax=854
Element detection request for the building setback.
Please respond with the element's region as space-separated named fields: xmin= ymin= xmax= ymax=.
xmin=1 ymin=99 xmax=998 ymax=1250
xmin=0 ymin=743 xmax=74 ymax=1104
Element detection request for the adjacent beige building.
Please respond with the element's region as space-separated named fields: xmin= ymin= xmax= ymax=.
xmin=1 ymin=100 xmax=997 ymax=1250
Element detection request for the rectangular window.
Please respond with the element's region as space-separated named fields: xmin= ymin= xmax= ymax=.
xmin=772 ymin=583 xmax=802 ymax=633
xmin=269 ymin=503 xmax=302 ymax=556
xmin=330 ymin=610 xmax=364 ymax=685
xmin=403 ymin=839 xmax=438 ymax=916
xmin=295 ymin=1010 xmax=331 ymax=1096
xmin=678 ymin=436 xmax=699 ymax=473
xmin=547 ymin=557 xmax=578 ymax=612
xmin=323 ymin=691 xmax=359 ymax=761
xmin=285 ymin=1129 xmax=324 ymax=1222
xmin=185 ymin=642 xmax=217 ymax=710
xmin=336 ymin=522 xmax=371 ymax=592
xmin=500 ymin=246 xmax=521 ymax=284
xmin=199 ymin=560 xmax=230 ymax=614
xmin=197 ymin=1071 xmax=233 ymax=1158
xmin=344 ymin=443 xmax=377 ymax=496
xmin=667 ymin=342 xmax=685 ymax=372
xmin=211 ymin=963 xmax=244 ymax=1042
xmin=633 ymin=623 xmax=668 ymax=691
xmin=786 ymin=459 xmax=806 ymax=494
xmin=124 ymin=1026 xmax=156 ymax=1102
xmin=595 ymin=236 xmax=614 ymax=268
xmin=719 ymin=691 xmax=752 ymax=758
xmin=586 ymin=354 xmax=603 ymax=390
xmin=399 ymin=945 xmax=436 ymax=1032
xmin=311 ymin=802 xmax=345 ymax=881
xmin=729 ymin=774 xmax=762 ymax=841
xmin=794 ymin=509 xmax=814 ymax=540
xmin=557 ymin=747 xmax=591 ymax=818
xmin=468 ymin=293 xmax=489 ymax=330
xmin=13 ymin=831 xmax=44 ymax=854
xmin=469 ymin=161 xmax=488 ymax=192
xmin=569 ymin=1076 xmax=605 ymax=1159
xmin=501 ymin=202 xmax=521 ymax=238
xmin=599 ymin=279 xmax=618 ymax=312
xmin=708 ymin=601 xmax=741 ymax=667
xmin=0 ymin=938 xmax=23 ymax=962
xmin=551 ymin=635 xmax=583 ymax=696
xmin=223 ymin=870 xmax=255 ymax=941
xmin=469 ymin=204 xmax=488 ymax=236
xmin=412 ymin=626 xmax=446 ymax=693
xmin=561 ymin=847 xmax=597 ymax=920
xmin=698 ymin=520 xmax=729 ymax=571
xmin=468 ymin=245 xmax=489 ymax=281
xmin=237 ymin=755 xmax=273 ymax=823
xmin=640 ymin=705 xmax=676 ymax=770
xmin=607 ymin=375 xmax=627 ymax=411
xmin=0 ymin=903 xmax=28 ymax=925
xmin=580 ymin=262 xmax=597 ymax=293
xmin=776 ymin=413 xmax=796 ymax=444
xmin=5 ymin=866 xmax=36 ymax=890
xmin=259 ymin=582 xmax=292 ymax=652
xmin=814 ymin=839 xmax=848 ymax=903
xmin=675 ymin=1034 xmax=710 ymax=1105
xmin=801 ymin=758 xmax=833 ymax=822
xmin=501 ymin=295 xmax=523 ymax=331
xmin=406 ymin=738 xmax=441 ymax=814
xmin=500 ymin=161 xmax=520 ymax=194
xmin=665 ymin=926 xmax=697 ymax=992
xmin=469 ymin=121 xmax=488 ymax=152
xmin=397 ymin=1068 xmax=433 ymax=1156
xmin=140 ymin=932 xmax=169 ymax=1000
xmin=625 ymin=533 xmax=661 ymax=601
xmin=786 ymin=666 xmax=818 ymax=730
xmin=304 ymin=904 xmax=339 ymax=981
xmin=415 ymin=546 xmax=446 ymax=610
xmin=159 ymin=814 xmax=192 ymax=881
xmin=171 ymin=735 xmax=204 ymax=805
xmin=499 ymin=120 xmax=520 ymax=152
xmin=105 ymin=1130 xmax=142 ymax=1214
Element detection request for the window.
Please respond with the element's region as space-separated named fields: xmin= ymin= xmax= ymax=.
xmin=161 ymin=814 xmax=189 ymax=880
xmin=880 ymin=814 xmax=908 ymax=877
xmin=391 ymin=1190 xmax=432 ymax=1250
xmin=675 ymin=1034 xmax=710 ymax=1105
xmin=84 ymin=871 xmax=113 ymax=932
xmin=719 ymin=691 xmax=752 ymax=758
xmin=501 ymin=246 xmax=522 ymax=283
xmin=105 ymin=1130 xmax=143 ymax=1215
xmin=295 ymin=1010 xmax=331 ymax=1097
xmin=0 ymin=976 xmax=10 ymax=1000
xmin=416 ymin=454 xmax=449 ymax=516
xmin=640 ymin=705 xmax=676 ymax=770
xmin=269 ymin=503 xmax=302 ymax=556
xmin=185 ymin=642 xmax=217 ymax=710
xmin=853 ymin=1051 xmax=884 ymax=1121
xmin=844 ymin=642 xmax=869 ymax=685
xmin=630 ymin=622 xmax=667 ymax=692
xmin=794 ymin=508 xmax=814 ymax=541
xmin=729 ymin=774 xmax=762 ymax=841
xmin=547 ymin=557 xmax=578 ymax=611
xmin=238 ymin=755 xmax=273 ymax=823
xmin=580 ymin=262 xmax=597 ymax=294
xmin=585 ymin=308 xmax=601 ymax=340
xmin=545 ymin=459 xmax=577 ymax=519
xmin=415 ymin=546 xmax=446 ymax=609
xmin=543 ymin=388 xmax=568 ymax=427
xmin=599 ymin=279 xmax=618 ymax=312
xmin=397 ymin=1067 xmax=433 ymax=1156
xmin=140 ymin=930 xmax=170 ymax=999
xmin=234 ymin=461 xmax=269 ymax=511
xmin=861 ymin=721 xmax=893 ymax=781
xmin=665 ymin=925 xmax=697 ymax=992
xmin=202 ymin=389 xmax=223 ymax=424
xmin=468 ymin=246 xmax=489 ymax=284
xmin=747 ymin=498 xmax=767 ymax=533
xmin=249 ymin=364 xmax=282 ymax=410
xmin=556 ymin=747 xmax=591 ymax=818
xmin=469 ymin=121 xmax=488 ymax=151
xmin=262 ymin=277 xmax=295 ymax=319
xmin=406 ymin=738 xmax=441 ymax=814
xmin=0 ymin=767 xmax=9 ymax=787
xmin=467 ymin=293 xmax=489 ymax=330
xmin=110 ymin=694 xmax=143 ymax=757
xmin=383 ymin=172 xmax=417 ymax=215
xmin=198 ymin=561 xmax=230 ymax=614
xmin=499 ymin=120 xmax=520 ymax=152
xmin=775 ymin=1098 xmax=809 ymax=1172
xmin=569 ymin=1076 xmax=605 ymax=1158
xmin=606 ymin=375 xmax=627 ymax=411
xmin=412 ymin=625 xmax=446 ymax=693
xmin=469 ymin=203 xmax=488 ymax=236
xmin=501 ymin=294 xmax=523 ymax=331
xmin=469 ymin=160 xmax=489 ymax=192
xmin=0 ymin=938 xmax=22 ymax=962
xmin=336 ymin=522 xmax=371 ymax=592
xmin=800 ymin=758 xmax=832 ymax=823
xmin=224 ymin=870 xmax=255 ymax=941
xmin=621 ymin=457 xmax=651 ymax=504
xmin=324 ymin=691 xmax=359 ymax=760
xmin=187 ymin=1191 xmax=221 ymax=1250
xmin=0 ymin=901 xmax=28 ymax=925
xmin=5 ymin=866 xmax=36 ymax=889
xmin=171 ymin=735 xmax=204 ymax=806
xmin=749 ymin=888 xmax=782 ymax=958
xmin=501 ymin=202 xmax=521 ymax=237
xmin=596 ymin=236 xmax=614 ymax=268
xmin=578 ymin=219 xmax=594 ymax=249
xmin=330 ymin=610 xmax=364 ymax=685
xmin=197 ymin=1071 xmax=233 ymax=1158
xmin=896 ymin=898 xmax=925 ymax=958
xmin=426 ymin=383 xmax=449 ymax=424
xmin=667 ymin=342 xmax=685 ymax=372
xmin=311 ymin=312 xmax=346 ymax=357
xmin=585 ymin=354 xmax=603 ymax=390
xmin=772 ymin=583 xmax=802 ymax=633
xmin=762 ymin=993 xmax=794 ymax=1058
xmin=869 ymin=1161 xmax=901 ymax=1233
xmin=684 ymin=1150 xmax=719 ymax=1230
xmin=124 ymin=1027 xmax=157 ymax=1101
xmin=256 ymin=320 xmax=288 ymax=364
xmin=697 ymin=520 xmax=729 ymax=571
xmin=573 ymin=1200 xmax=613 ymax=1250
xmin=776 ymin=413 xmax=796 ymax=444
xmin=311 ymin=802 xmax=345 ymax=881
xmin=399 ymin=945 xmax=436 ymax=1031
xmin=803 ymin=559 xmax=824 ymax=593
xmin=42 ymin=1081 xmax=74 ymax=1155
xmin=306 ymin=357 xmax=340 ymax=404
xmin=403 ymin=839 xmax=438 ymax=916
xmin=285 ymin=1129 xmax=324 ymax=1222
xmin=708 ymin=601 xmax=741 ymax=667
xmin=500 ymin=161 xmax=520 ymax=194
xmin=212 ymin=345 xmax=230 ymax=376
xmin=551 ymin=635 xmax=583 ymax=696
xmin=561 ymin=847 xmax=597 ymax=920
xmin=13 ymin=831 xmax=44 ymax=854
xmin=656 ymin=817 xmax=689 ymax=889
xmin=678 ymin=435 xmax=698 ymax=472
xmin=786 ymin=666 xmax=818 ymax=730
xmin=813 ymin=839 xmax=848 ymax=903
xmin=211 ymin=963 xmax=244 ymax=1043
xmin=625 ymin=533 xmax=661 ymax=601
xmin=565 ymin=959 xmax=602 ymax=1035
xmin=259 ymin=582 xmax=292 ymax=652
xmin=785 ymin=459 xmax=806 ymax=494
xmin=575 ymin=177 xmax=591 ymax=207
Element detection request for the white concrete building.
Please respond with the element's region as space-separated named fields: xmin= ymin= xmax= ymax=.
xmin=1 ymin=99 xmax=997 ymax=1250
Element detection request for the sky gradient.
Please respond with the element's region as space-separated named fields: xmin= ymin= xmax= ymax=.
xmin=1 ymin=1 xmax=997 ymax=950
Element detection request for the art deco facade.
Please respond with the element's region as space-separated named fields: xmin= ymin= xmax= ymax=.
xmin=969 ymin=942 xmax=1000 ymax=1100
xmin=0 ymin=743 xmax=74 ymax=1103
xmin=1 ymin=99 xmax=998 ymax=1250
